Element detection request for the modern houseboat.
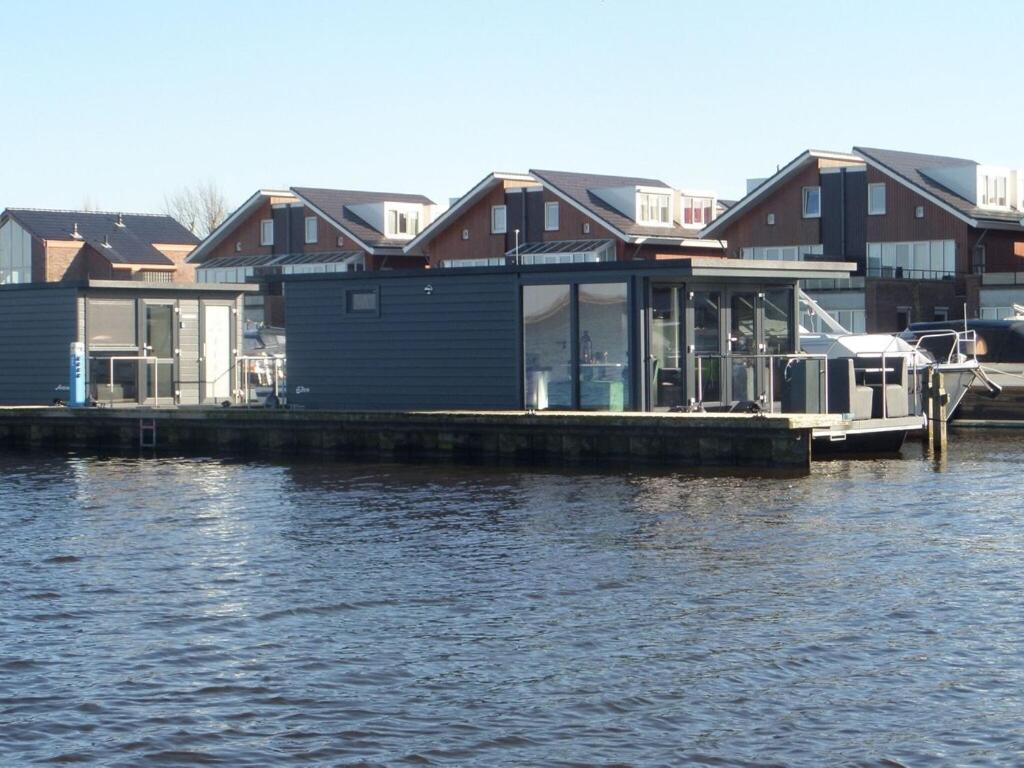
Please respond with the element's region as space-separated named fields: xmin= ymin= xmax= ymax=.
xmin=282 ymin=258 xmax=930 ymax=450
xmin=0 ymin=281 xmax=254 ymax=406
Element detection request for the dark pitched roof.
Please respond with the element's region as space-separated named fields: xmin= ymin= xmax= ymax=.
xmin=699 ymin=149 xmax=863 ymax=239
xmin=529 ymin=169 xmax=704 ymax=240
xmin=854 ymin=146 xmax=1024 ymax=227
xmin=291 ymin=187 xmax=435 ymax=251
xmin=3 ymin=209 xmax=198 ymax=266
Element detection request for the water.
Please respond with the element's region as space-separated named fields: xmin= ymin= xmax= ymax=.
xmin=1 ymin=433 xmax=1023 ymax=766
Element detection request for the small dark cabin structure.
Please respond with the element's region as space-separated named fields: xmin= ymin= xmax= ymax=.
xmin=0 ymin=281 xmax=253 ymax=406
xmin=284 ymin=258 xmax=854 ymax=412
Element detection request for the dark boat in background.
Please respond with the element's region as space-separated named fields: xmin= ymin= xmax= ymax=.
xmin=902 ymin=318 xmax=1024 ymax=422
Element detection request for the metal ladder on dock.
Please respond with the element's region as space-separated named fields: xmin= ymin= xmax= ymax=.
xmin=139 ymin=418 xmax=157 ymax=448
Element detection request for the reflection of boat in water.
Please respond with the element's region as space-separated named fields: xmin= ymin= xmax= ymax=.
xmin=241 ymin=325 xmax=286 ymax=405
xmin=796 ymin=292 xmax=987 ymax=451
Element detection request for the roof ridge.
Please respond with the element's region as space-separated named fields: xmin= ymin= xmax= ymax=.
xmin=4 ymin=207 xmax=177 ymax=218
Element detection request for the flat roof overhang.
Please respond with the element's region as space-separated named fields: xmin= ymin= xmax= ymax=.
xmin=0 ymin=280 xmax=260 ymax=294
xmin=280 ymin=257 xmax=856 ymax=284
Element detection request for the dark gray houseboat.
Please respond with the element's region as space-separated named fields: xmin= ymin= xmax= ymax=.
xmin=282 ymin=258 xmax=926 ymax=448
xmin=0 ymin=281 xmax=252 ymax=406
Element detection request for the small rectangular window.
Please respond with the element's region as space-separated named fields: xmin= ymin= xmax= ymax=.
xmin=260 ymin=219 xmax=274 ymax=246
xmin=544 ymin=201 xmax=559 ymax=231
xmin=802 ymin=186 xmax=821 ymax=218
xmin=868 ymin=183 xmax=886 ymax=215
xmin=491 ymin=205 xmax=507 ymax=234
xmin=304 ymin=217 xmax=317 ymax=244
xmin=346 ymin=288 xmax=379 ymax=315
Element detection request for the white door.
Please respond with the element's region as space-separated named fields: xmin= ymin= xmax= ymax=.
xmin=203 ymin=305 xmax=232 ymax=401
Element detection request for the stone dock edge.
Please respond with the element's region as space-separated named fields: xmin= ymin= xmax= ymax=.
xmin=0 ymin=407 xmax=841 ymax=470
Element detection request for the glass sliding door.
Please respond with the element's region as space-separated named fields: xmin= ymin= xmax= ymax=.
xmin=692 ymin=290 xmax=722 ymax=405
xmin=523 ymin=285 xmax=572 ymax=409
xmin=578 ymin=283 xmax=629 ymax=411
xmin=651 ymin=284 xmax=683 ymax=409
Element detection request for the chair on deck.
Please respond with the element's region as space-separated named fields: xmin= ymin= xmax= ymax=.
xmin=827 ymin=358 xmax=873 ymax=420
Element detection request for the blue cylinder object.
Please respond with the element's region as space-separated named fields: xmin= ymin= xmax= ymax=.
xmin=69 ymin=342 xmax=86 ymax=407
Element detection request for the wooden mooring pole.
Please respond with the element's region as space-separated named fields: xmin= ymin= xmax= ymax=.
xmin=924 ymin=369 xmax=948 ymax=454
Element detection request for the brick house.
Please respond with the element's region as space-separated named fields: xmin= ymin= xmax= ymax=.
xmin=703 ymin=147 xmax=1024 ymax=332
xmin=405 ymin=169 xmax=724 ymax=268
xmin=0 ymin=208 xmax=198 ymax=285
xmin=188 ymin=187 xmax=438 ymax=325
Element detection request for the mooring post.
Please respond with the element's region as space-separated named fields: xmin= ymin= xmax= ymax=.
xmin=922 ymin=368 xmax=934 ymax=449
xmin=934 ymin=370 xmax=948 ymax=454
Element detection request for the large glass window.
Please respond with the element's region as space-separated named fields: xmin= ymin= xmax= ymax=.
xmin=764 ymin=289 xmax=793 ymax=403
xmin=387 ymin=209 xmax=420 ymax=237
xmin=523 ymin=285 xmax=572 ymax=409
xmin=260 ymin=219 xmax=274 ymax=246
xmin=578 ymin=283 xmax=629 ymax=411
xmin=730 ymin=293 xmax=758 ymax=403
xmin=651 ymin=284 xmax=683 ymax=409
xmin=693 ymin=291 xmax=721 ymax=403
xmin=89 ymin=354 xmax=138 ymax=403
xmin=86 ymin=299 xmax=137 ymax=348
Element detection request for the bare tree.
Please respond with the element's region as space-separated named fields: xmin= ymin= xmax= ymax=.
xmin=81 ymin=196 xmax=100 ymax=212
xmin=165 ymin=181 xmax=228 ymax=238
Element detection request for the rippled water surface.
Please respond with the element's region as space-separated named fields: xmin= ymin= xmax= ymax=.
xmin=2 ymin=432 xmax=1024 ymax=766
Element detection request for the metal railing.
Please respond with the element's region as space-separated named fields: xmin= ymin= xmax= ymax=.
xmin=234 ymin=355 xmax=285 ymax=406
xmin=694 ymin=352 xmax=831 ymax=415
xmin=89 ymin=355 xmax=175 ymax=407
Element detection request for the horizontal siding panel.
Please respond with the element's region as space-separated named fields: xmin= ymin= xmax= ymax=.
xmin=288 ymin=276 xmax=520 ymax=410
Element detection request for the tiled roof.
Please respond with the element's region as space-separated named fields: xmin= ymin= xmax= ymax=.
xmin=292 ymin=187 xmax=435 ymax=250
xmin=3 ymin=209 xmax=197 ymax=265
xmin=854 ymin=147 xmax=1024 ymax=227
xmin=529 ymin=169 xmax=702 ymax=240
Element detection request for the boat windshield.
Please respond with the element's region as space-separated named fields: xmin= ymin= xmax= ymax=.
xmin=798 ymin=290 xmax=850 ymax=335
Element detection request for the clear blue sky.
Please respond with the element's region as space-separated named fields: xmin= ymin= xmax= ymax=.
xmin=3 ymin=0 xmax=1022 ymax=214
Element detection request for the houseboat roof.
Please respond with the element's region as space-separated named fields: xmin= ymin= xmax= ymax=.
xmin=0 ymin=280 xmax=259 ymax=293
xmin=280 ymin=257 xmax=855 ymax=283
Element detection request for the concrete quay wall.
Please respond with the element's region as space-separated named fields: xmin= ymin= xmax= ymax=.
xmin=0 ymin=408 xmax=836 ymax=469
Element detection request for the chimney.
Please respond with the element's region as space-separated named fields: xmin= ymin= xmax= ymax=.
xmin=71 ymin=222 xmax=82 ymax=239
xmin=102 ymin=235 xmax=111 ymax=248
xmin=115 ymin=213 xmax=125 ymax=228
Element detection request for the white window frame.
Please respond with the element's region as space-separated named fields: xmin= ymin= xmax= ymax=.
xmin=868 ymin=183 xmax=886 ymax=215
xmin=638 ymin=192 xmax=672 ymax=226
xmin=802 ymin=186 xmax=821 ymax=219
xmin=681 ymin=196 xmax=711 ymax=228
xmin=544 ymin=201 xmax=559 ymax=231
xmin=260 ymin=219 xmax=274 ymax=246
xmin=387 ymin=207 xmax=421 ymax=238
xmin=491 ymin=205 xmax=507 ymax=234
xmin=304 ymin=216 xmax=317 ymax=244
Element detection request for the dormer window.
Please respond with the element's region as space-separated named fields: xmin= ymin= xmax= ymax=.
xmin=637 ymin=192 xmax=671 ymax=225
xmin=387 ymin=208 xmax=420 ymax=237
xmin=982 ymin=175 xmax=1008 ymax=207
xmin=682 ymin=196 xmax=712 ymax=227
